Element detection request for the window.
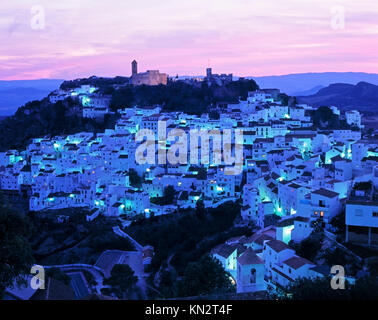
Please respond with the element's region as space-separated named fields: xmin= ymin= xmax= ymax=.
xmin=355 ymin=209 xmax=363 ymax=217
xmin=320 ymin=211 xmax=324 ymax=217
xmin=373 ymin=212 xmax=378 ymax=218
xmin=250 ymin=268 xmax=256 ymax=283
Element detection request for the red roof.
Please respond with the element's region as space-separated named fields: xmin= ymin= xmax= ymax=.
xmin=266 ymin=240 xmax=292 ymax=253
xmin=283 ymin=256 xmax=314 ymax=270
xmin=237 ymin=248 xmax=264 ymax=265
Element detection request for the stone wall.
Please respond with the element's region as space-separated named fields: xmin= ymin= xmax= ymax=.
xmin=131 ymin=70 xmax=168 ymax=86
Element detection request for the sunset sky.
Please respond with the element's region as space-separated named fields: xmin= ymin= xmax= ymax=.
xmin=1 ymin=0 xmax=378 ymax=80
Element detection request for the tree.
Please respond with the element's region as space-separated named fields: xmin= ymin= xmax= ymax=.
xmin=128 ymin=169 xmax=141 ymax=188
xmin=195 ymin=199 xmax=206 ymax=219
xmin=158 ymin=269 xmax=177 ymax=298
xmin=163 ymin=185 xmax=176 ymax=205
xmin=102 ymin=264 xmax=138 ymax=299
xmin=321 ymin=247 xmax=351 ymax=267
xmin=127 ymin=201 xmax=242 ymax=275
xmin=279 ymin=94 xmax=290 ymax=106
xmin=209 ymin=110 xmax=220 ymax=120
xmin=312 ymin=106 xmax=340 ymax=129
xmin=177 ymin=255 xmax=235 ymax=297
xmin=281 ymin=276 xmax=378 ymax=300
xmin=330 ymin=211 xmax=346 ymax=235
xmin=296 ymin=231 xmax=323 ymax=262
xmin=353 ymin=181 xmax=372 ymax=191
xmin=282 ymin=276 xmax=349 ymax=300
xmin=110 ymin=87 xmax=134 ymax=111
xmin=0 ymin=203 xmax=35 ymax=297
xmin=196 ymin=166 xmax=207 ymax=180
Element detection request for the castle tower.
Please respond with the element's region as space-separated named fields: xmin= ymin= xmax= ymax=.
xmin=132 ymin=60 xmax=138 ymax=76
xmin=206 ymin=67 xmax=212 ymax=79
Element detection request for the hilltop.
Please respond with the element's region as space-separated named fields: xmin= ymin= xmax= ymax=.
xmin=0 ymin=77 xmax=259 ymax=151
xmin=60 ymin=76 xmax=260 ymax=114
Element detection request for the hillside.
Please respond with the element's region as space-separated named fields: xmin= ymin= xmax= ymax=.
xmin=61 ymin=77 xmax=260 ymax=115
xmin=297 ymin=82 xmax=378 ymax=113
xmin=0 ymin=77 xmax=259 ymax=151
xmin=0 ymin=97 xmax=117 ymax=151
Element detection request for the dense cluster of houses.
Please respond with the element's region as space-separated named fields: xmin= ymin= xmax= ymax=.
xmin=207 ymin=91 xmax=378 ymax=294
xmin=1 ymin=84 xmax=377 ymax=295
xmin=211 ymin=229 xmax=326 ymax=294
xmin=49 ymin=84 xmax=112 ymax=120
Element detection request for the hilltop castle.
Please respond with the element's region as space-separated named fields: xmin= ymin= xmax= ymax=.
xmin=205 ymin=67 xmax=233 ymax=86
xmin=130 ymin=60 xmax=168 ymax=86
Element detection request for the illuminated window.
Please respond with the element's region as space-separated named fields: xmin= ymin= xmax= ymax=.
xmin=314 ymin=211 xmax=318 ymax=215
xmin=320 ymin=211 xmax=324 ymax=217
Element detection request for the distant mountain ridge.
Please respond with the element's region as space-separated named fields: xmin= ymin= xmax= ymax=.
xmin=250 ymin=72 xmax=378 ymax=95
xmin=0 ymin=79 xmax=63 ymax=116
xmin=297 ymin=81 xmax=378 ymax=112
xmin=291 ymin=85 xmax=325 ymax=97
xmin=178 ymin=72 xmax=378 ymax=96
xmin=2 ymin=73 xmax=378 ymax=116
xmin=0 ymin=79 xmax=64 ymax=90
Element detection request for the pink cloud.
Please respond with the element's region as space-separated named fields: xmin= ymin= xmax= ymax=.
xmin=1 ymin=0 xmax=378 ymax=80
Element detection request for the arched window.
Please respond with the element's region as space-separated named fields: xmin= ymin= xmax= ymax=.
xmin=250 ymin=268 xmax=256 ymax=283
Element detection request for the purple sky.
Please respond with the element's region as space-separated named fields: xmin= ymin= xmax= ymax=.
xmin=1 ymin=0 xmax=378 ymax=80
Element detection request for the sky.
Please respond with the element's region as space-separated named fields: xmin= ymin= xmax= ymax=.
xmin=1 ymin=0 xmax=378 ymax=80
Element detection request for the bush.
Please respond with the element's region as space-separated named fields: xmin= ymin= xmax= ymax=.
xmin=296 ymin=231 xmax=323 ymax=262
xmin=321 ymin=247 xmax=351 ymax=266
xmin=126 ymin=201 xmax=241 ymax=273
xmin=282 ymin=276 xmax=378 ymax=300
xmin=177 ymin=255 xmax=235 ymax=298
